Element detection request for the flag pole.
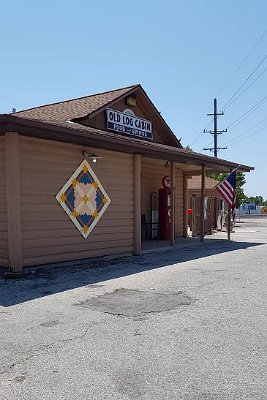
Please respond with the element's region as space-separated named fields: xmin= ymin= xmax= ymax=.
xmin=231 ymin=164 xmax=241 ymax=174
xmin=229 ymin=165 xmax=239 ymax=239
xmin=226 ymin=166 xmax=239 ymax=240
xmin=215 ymin=166 xmax=239 ymax=240
xmin=214 ymin=165 xmax=241 ymax=189
xmin=227 ymin=203 xmax=231 ymax=240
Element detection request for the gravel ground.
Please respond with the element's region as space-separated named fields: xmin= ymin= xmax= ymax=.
xmin=0 ymin=217 xmax=266 ymax=399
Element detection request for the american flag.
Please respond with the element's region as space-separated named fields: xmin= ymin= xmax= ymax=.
xmin=216 ymin=171 xmax=237 ymax=221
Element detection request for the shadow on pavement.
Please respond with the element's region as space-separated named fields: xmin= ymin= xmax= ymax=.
xmin=0 ymin=238 xmax=264 ymax=307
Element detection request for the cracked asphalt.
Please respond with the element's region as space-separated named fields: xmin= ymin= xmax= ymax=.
xmin=0 ymin=217 xmax=266 ymax=399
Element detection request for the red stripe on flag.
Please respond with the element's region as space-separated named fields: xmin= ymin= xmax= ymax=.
xmin=216 ymin=176 xmax=236 ymax=222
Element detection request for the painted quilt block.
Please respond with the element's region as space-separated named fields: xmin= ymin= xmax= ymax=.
xmin=56 ymin=160 xmax=111 ymax=238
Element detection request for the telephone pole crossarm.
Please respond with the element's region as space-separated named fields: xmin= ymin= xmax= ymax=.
xmin=207 ymin=111 xmax=224 ymax=116
xmin=203 ymin=98 xmax=227 ymax=158
xmin=204 ymin=129 xmax=227 ymax=135
xmin=203 ymin=146 xmax=228 ymax=153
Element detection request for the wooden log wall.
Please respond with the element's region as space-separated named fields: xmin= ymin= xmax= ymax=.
xmin=19 ymin=136 xmax=134 ymax=266
xmin=175 ymin=167 xmax=184 ymax=237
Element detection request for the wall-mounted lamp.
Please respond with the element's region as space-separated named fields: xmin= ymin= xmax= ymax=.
xmin=83 ymin=151 xmax=102 ymax=163
xmin=125 ymin=94 xmax=136 ymax=107
xmin=165 ymin=160 xmax=170 ymax=168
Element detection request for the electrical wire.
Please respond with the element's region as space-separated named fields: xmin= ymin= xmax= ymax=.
xmin=221 ymin=118 xmax=267 ymax=147
xmin=189 ymin=119 xmax=213 ymax=146
xmin=201 ymin=97 xmax=267 ymax=151
xmin=188 ymin=29 xmax=267 ymax=147
xmin=187 ymin=98 xmax=214 ymax=146
xmin=190 ymin=110 xmax=224 ymax=147
xmin=222 ymin=66 xmax=267 ymax=111
xmin=226 ymin=126 xmax=265 ymax=148
xmin=216 ymin=29 xmax=267 ymax=98
xmin=221 ymin=55 xmax=267 ymax=111
xmin=226 ymin=96 xmax=267 ymax=130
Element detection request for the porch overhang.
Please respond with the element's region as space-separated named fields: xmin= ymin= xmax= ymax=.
xmin=0 ymin=114 xmax=254 ymax=174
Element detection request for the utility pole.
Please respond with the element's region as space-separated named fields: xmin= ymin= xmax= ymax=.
xmin=203 ymin=98 xmax=227 ymax=157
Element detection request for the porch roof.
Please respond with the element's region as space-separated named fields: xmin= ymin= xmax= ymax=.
xmin=0 ymin=113 xmax=254 ymax=174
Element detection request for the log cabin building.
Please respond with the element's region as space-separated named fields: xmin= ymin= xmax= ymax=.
xmin=0 ymin=84 xmax=254 ymax=272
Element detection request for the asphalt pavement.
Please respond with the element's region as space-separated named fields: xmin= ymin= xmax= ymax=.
xmin=0 ymin=216 xmax=266 ymax=399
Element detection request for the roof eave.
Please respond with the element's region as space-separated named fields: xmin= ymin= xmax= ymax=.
xmin=0 ymin=115 xmax=254 ymax=173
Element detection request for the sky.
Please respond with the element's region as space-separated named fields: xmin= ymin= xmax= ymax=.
xmin=1 ymin=0 xmax=266 ymax=198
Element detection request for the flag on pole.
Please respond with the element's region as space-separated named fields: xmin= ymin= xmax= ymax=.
xmin=216 ymin=171 xmax=237 ymax=220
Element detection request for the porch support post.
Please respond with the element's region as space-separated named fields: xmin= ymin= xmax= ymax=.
xmin=227 ymin=168 xmax=232 ymax=240
xmin=191 ymin=195 xmax=197 ymax=237
xmin=213 ymin=197 xmax=218 ymax=229
xmin=5 ymin=132 xmax=23 ymax=271
xmin=227 ymin=204 xmax=231 ymax=240
xmin=200 ymin=165 xmax=206 ymax=242
xmin=170 ymin=161 xmax=175 ymax=246
xmin=183 ymin=173 xmax=188 ymax=238
xmin=133 ymin=154 xmax=141 ymax=255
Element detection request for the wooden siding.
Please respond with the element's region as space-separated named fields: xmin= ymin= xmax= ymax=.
xmin=19 ymin=136 xmax=134 ymax=267
xmin=188 ymin=187 xmax=223 ymax=201
xmin=141 ymin=158 xmax=183 ymax=238
xmin=0 ymin=136 xmax=8 ymax=264
xmin=83 ymin=97 xmax=167 ymax=145
xmin=175 ymin=168 xmax=184 ymax=237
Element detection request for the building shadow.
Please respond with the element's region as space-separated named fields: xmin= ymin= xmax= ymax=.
xmin=0 ymin=238 xmax=264 ymax=307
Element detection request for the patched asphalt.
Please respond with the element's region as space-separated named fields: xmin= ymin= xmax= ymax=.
xmin=0 ymin=216 xmax=266 ymax=399
xmin=75 ymin=288 xmax=193 ymax=317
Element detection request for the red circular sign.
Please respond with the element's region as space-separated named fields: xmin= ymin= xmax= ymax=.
xmin=162 ymin=176 xmax=171 ymax=188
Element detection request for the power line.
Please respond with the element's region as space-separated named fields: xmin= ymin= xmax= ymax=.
xmin=221 ymin=55 xmax=267 ymax=111
xmin=227 ymin=96 xmax=267 ymax=130
xmin=221 ymin=119 xmax=267 ymax=147
xmin=190 ymin=112 xmax=224 ymax=147
xmin=188 ymin=29 xmax=267 ymax=148
xmin=201 ymin=97 xmax=267 ymax=151
xmin=216 ymin=29 xmax=267 ymax=98
xmin=226 ymin=126 xmax=265 ymax=148
xmin=222 ymin=66 xmax=267 ymax=111
xmin=187 ymin=102 xmax=213 ymax=135
xmin=189 ymin=119 xmax=213 ymax=146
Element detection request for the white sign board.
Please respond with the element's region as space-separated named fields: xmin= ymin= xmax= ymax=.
xmin=106 ymin=109 xmax=153 ymax=140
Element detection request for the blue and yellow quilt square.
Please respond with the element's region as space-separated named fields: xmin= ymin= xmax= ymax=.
xmin=56 ymin=160 xmax=111 ymax=238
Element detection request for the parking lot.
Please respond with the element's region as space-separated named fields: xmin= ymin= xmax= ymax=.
xmin=0 ymin=217 xmax=266 ymax=399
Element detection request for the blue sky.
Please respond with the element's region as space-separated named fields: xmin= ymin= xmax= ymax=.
xmin=1 ymin=0 xmax=266 ymax=198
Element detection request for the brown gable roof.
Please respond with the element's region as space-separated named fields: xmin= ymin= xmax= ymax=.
xmin=12 ymin=84 xmax=182 ymax=148
xmin=12 ymin=85 xmax=138 ymax=122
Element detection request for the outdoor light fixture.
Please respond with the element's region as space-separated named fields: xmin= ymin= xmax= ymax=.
xmin=165 ymin=160 xmax=170 ymax=168
xmin=83 ymin=151 xmax=102 ymax=162
xmin=125 ymin=94 xmax=137 ymax=107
